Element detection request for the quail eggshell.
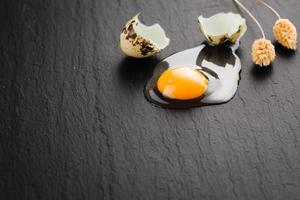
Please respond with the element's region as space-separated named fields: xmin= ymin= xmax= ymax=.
xmin=120 ymin=14 xmax=170 ymax=58
xmin=198 ymin=12 xmax=247 ymax=45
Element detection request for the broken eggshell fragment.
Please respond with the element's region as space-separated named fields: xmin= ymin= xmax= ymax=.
xmin=198 ymin=12 xmax=247 ymax=45
xmin=120 ymin=14 xmax=170 ymax=58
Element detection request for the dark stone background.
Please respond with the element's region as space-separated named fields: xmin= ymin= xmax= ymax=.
xmin=0 ymin=0 xmax=299 ymax=199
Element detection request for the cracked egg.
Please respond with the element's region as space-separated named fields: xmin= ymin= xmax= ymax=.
xmin=120 ymin=14 xmax=170 ymax=58
xmin=198 ymin=12 xmax=247 ymax=45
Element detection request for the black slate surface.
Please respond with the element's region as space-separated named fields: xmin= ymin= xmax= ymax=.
xmin=0 ymin=0 xmax=300 ymax=199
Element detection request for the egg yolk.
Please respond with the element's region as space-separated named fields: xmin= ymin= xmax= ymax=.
xmin=157 ymin=67 xmax=208 ymax=100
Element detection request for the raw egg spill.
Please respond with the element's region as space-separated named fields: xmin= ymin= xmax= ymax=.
xmin=144 ymin=42 xmax=242 ymax=109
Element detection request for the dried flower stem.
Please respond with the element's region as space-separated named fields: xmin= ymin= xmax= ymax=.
xmin=233 ymin=0 xmax=266 ymax=38
xmin=257 ymin=0 xmax=281 ymax=19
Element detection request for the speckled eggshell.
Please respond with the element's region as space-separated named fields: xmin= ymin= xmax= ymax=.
xmin=120 ymin=16 xmax=159 ymax=58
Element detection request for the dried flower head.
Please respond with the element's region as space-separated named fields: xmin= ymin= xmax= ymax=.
xmin=233 ymin=0 xmax=275 ymax=66
xmin=273 ymin=19 xmax=297 ymax=50
xmin=252 ymin=38 xmax=275 ymax=66
xmin=258 ymin=0 xmax=297 ymax=50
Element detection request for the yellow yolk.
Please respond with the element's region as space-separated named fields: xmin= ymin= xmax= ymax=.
xmin=157 ymin=67 xmax=208 ymax=100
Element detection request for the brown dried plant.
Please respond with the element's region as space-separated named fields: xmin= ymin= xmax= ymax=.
xmin=233 ymin=0 xmax=275 ymax=66
xmin=257 ymin=0 xmax=297 ymax=50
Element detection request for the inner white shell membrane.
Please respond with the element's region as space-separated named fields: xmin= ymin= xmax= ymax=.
xmin=134 ymin=15 xmax=170 ymax=49
xmin=198 ymin=12 xmax=245 ymax=37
